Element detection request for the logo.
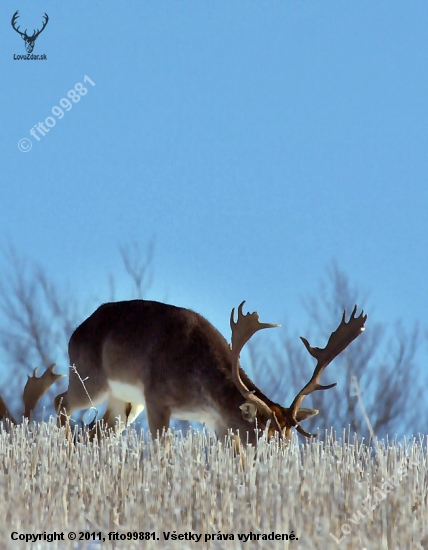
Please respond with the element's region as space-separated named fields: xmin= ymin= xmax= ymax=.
xmin=11 ymin=10 xmax=49 ymax=54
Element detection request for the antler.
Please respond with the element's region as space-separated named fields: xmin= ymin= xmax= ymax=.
xmin=32 ymin=13 xmax=49 ymax=40
xmin=230 ymin=301 xmax=281 ymax=431
xmin=23 ymin=364 xmax=65 ymax=418
xmin=11 ymin=11 xmax=25 ymax=37
xmin=286 ymin=305 xmax=367 ymax=438
xmin=11 ymin=11 xmax=49 ymax=39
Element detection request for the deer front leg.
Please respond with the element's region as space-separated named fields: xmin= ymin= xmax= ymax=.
xmin=102 ymin=395 xmax=133 ymax=433
xmin=145 ymin=401 xmax=171 ymax=439
xmin=146 ymin=401 xmax=172 ymax=462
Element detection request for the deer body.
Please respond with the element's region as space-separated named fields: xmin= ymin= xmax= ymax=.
xmin=55 ymin=299 xmax=366 ymax=444
xmin=56 ymin=300 xmax=281 ymax=443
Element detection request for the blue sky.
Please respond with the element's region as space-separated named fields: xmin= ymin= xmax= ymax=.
xmin=1 ymin=2 xmax=428 ymax=384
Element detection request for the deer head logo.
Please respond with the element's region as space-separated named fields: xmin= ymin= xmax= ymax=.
xmin=11 ymin=11 xmax=49 ymax=54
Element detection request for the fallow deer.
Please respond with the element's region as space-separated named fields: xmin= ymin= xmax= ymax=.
xmin=54 ymin=300 xmax=366 ymax=443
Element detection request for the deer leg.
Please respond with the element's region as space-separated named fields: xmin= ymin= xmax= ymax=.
xmin=102 ymin=394 xmax=132 ymax=433
xmin=145 ymin=401 xmax=171 ymax=440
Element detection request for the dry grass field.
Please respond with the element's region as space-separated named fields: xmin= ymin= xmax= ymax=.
xmin=0 ymin=420 xmax=426 ymax=550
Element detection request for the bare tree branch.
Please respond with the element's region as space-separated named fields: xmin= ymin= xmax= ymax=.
xmin=0 ymin=240 xmax=156 ymax=425
xmin=119 ymin=237 xmax=155 ymax=299
xmin=0 ymin=245 xmax=77 ymax=417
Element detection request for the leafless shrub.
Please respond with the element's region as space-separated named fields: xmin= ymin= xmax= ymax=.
xmin=118 ymin=237 xmax=155 ymax=299
xmin=0 ymin=240 xmax=155 ymax=421
xmin=0 ymin=246 xmax=78 ymax=417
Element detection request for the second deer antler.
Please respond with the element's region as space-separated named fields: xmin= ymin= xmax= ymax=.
xmin=285 ymin=305 xmax=367 ymax=438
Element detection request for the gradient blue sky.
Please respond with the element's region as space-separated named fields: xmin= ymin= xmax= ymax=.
xmin=1 ymin=2 xmax=427 ymax=374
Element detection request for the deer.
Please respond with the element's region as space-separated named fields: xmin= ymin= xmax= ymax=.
xmin=54 ymin=300 xmax=367 ymax=444
xmin=11 ymin=11 xmax=49 ymax=54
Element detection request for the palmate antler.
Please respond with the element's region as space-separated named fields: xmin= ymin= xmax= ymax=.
xmin=0 ymin=364 xmax=64 ymax=423
xmin=229 ymin=301 xmax=367 ymax=440
xmin=229 ymin=301 xmax=281 ymax=431
xmin=285 ymin=305 xmax=367 ymax=438
xmin=23 ymin=364 xmax=65 ymax=418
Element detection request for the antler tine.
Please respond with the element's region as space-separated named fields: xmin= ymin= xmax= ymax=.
xmin=288 ymin=305 xmax=367 ymax=437
xmin=33 ymin=13 xmax=49 ymax=39
xmin=230 ymin=301 xmax=281 ymax=431
xmin=230 ymin=301 xmax=279 ymax=359
xmin=23 ymin=364 xmax=65 ymax=418
xmin=11 ymin=11 xmax=25 ymax=37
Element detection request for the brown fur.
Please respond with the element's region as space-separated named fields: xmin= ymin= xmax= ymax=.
xmin=55 ymin=300 xmax=317 ymax=444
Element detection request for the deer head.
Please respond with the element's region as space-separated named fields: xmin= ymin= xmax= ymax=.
xmin=11 ymin=11 xmax=49 ymax=54
xmin=230 ymin=302 xmax=367 ymax=439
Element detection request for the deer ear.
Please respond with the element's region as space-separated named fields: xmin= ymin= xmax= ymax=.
xmin=295 ymin=408 xmax=319 ymax=422
xmin=239 ymin=402 xmax=257 ymax=423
